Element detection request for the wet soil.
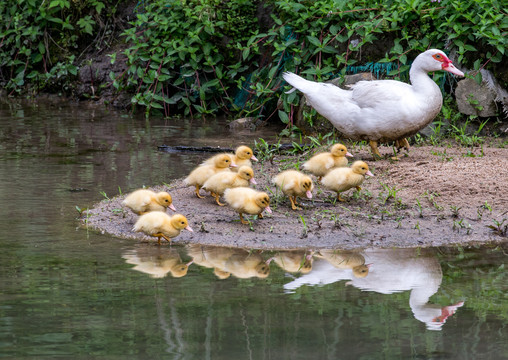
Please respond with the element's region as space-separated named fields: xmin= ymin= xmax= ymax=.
xmin=83 ymin=143 xmax=508 ymax=250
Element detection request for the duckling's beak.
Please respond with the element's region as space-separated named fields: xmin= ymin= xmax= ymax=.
xmin=366 ymin=170 xmax=374 ymax=177
xmin=306 ymin=190 xmax=312 ymax=199
xmin=251 ymin=155 xmax=259 ymax=162
xmin=250 ymin=178 xmax=257 ymax=185
xmin=366 ymin=263 xmax=372 ymax=268
xmin=169 ymin=204 xmax=177 ymax=212
xmin=264 ymin=206 xmax=272 ymax=214
xmin=185 ymin=260 xmax=194 ymax=266
xmin=230 ymin=162 xmax=238 ymax=168
xmin=346 ymin=152 xmax=353 ymax=157
xmin=185 ymin=225 xmax=194 ymax=232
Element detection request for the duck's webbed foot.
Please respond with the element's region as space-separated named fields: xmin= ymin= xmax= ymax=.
xmin=369 ymin=140 xmax=383 ymax=160
xmin=395 ymin=138 xmax=410 ymax=152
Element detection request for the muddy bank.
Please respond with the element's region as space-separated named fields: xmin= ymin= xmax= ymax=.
xmin=82 ymin=144 xmax=508 ymax=250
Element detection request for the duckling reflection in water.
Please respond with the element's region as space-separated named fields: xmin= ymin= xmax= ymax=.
xmin=316 ymin=249 xmax=371 ymax=278
xmin=122 ymin=247 xmax=193 ymax=278
xmin=185 ymin=244 xmax=232 ymax=279
xmin=186 ymin=245 xmax=270 ymax=279
xmin=268 ymin=250 xmax=314 ymax=274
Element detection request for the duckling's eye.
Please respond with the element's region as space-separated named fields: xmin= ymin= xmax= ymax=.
xmin=181 ymin=221 xmax=185 ymax=225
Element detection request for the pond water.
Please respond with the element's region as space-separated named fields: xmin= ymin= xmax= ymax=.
xmin=0 ymin=98 xmax=506 ymax=359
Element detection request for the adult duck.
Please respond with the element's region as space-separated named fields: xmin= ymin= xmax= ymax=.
xmin=283 ymin=49 xmax=464 ymax=158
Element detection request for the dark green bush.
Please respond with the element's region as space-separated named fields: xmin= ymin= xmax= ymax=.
xmin=1 ymin=0 xmax=506 ymax=121
xmin=112 ymin=0 xmax=506 ymax=119
xmin=0 ymin=0 xmax=120 ymax=93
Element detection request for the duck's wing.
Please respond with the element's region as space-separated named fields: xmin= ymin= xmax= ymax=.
xmin=350 ymin=80 xmax=411 ymax=109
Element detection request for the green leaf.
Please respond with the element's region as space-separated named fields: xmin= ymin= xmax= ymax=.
xmin=278 ymin=110 xmax=289 ymax=124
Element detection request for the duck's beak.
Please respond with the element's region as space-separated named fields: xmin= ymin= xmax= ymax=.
xmin=185 ymin=226 xmax=194 ymax=232
xmin=346 ymin=152 xmax=353 ymax=157
xmin=251 ymin=155 xmax=259 ymax=162
xmin=230 ymin=162 xmax=238 ymax=168
xmin=169 ymin=204 xmax=176 ymax=212
xmin=366 ymin=170 xmax=374 ymax=177
xmin=306 ymin=190 xmax=312 ymax=199
xmin=185 ymin=260 xmax=194 ymax=266
xmin=264 ymin=206 xmax=272 ymax=214
xmin=250 ymin=178 xmax=257 ymax=185
xmin=443 ymin=63 xmax=464 ymax=77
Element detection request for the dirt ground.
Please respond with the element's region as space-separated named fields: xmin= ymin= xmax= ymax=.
xmin=83 ymin=142 xmax=508 ymax=250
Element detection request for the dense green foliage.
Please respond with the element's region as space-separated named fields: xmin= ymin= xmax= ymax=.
xmin=112 ymin=0 xmax=507 ymax=119
xmin=0 ymin=0 xmax=120 ymax=93
xmin=1 ymin=0 xmax=507 ymax=122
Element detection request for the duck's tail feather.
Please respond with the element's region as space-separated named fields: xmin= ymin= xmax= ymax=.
xmin=282 ymin=72 xmax=318 ymax=94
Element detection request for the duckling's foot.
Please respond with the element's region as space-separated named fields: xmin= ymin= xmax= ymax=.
xmin=195 ymin=186 xmax=205 ymax=199
xmin=153 ymin=233 xmax=172 ymax=245
xmin=258 ymin=213 xmax=264 ymax=219
xmin=239 ymin=213 xmax=250 ymax=225
xmin=369 ymin=140 xmax=383 ymax=160
xmin=337 ymin=194 xmax=346 ymax=202
xmin=290 ymin=196 xmax=302 ymax=211
xmin=213 ymin=193 xmax=226 ymax=206
xmin=356 ymin=186 xmax=362 ymax=191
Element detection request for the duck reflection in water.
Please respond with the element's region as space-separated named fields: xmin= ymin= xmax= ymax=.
xmin=267 ymin=250 xmax=314 ymax=274
xmin=284 ymin=248 xmax=464 ymax=331
xmin=186 ymin=245 xmax=270 ymax=279
xmin=123 ymin=246 xmax=193 ymax=278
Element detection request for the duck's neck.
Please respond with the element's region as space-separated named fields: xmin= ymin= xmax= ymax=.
xmin=409 ymin=64 xmax=441 ymax=97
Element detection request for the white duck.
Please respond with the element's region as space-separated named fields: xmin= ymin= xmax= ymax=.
xmin=283 ymin=49 xmax=464 ymax=158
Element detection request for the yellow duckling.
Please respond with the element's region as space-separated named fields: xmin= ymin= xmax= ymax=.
xmin=122 ymin=189 xmax=176 ymax=215
xmin=184 ymin=154 xmax=235 ymax=198
xmin=203 ymin=145 xmax=258 ymax=171
xmin=272 ymin=170 xmax=314 ymax=210
xmin=202 ymin=165 xmax=257 ymax=206
xmin=133 ymin=212 xmax=193 ymax=245
xmin=302 ymin=144 xmax=353 ymax=181
xmin=224 ymin=187 xmax=272 ymax=224
xmin=321 ymin=160 xmax=374 ymax=202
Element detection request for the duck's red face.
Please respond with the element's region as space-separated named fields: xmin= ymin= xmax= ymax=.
xmin=432 ymin=52 xmax=464 ymax=76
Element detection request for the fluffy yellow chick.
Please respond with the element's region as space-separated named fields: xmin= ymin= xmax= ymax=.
xmin=317 ymin=249 xmax=370 ymax=278
xmin=133 ymin=212 xmax=193 ymax=245
xmin=202 ymin=166 xmax=257 ymax=206
xmin=224 ymin=187 xmax=272 ymax=224
xmin=321 ymin=160 xmax=374 ymax=202
xmin=122 ymin=189 xmax=176 ymax=215
xmin=203 ymin=146 xmax=258 ymax=171
xmin=302 ymin=144 xmax=353 ymax=181
xmin=184 ymin=154 xmax=235 ymax=198
xmin=268 ymin=250 xmax=313 ymax=274
xmin=272 ymin=170 xmax=314 ymax=210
